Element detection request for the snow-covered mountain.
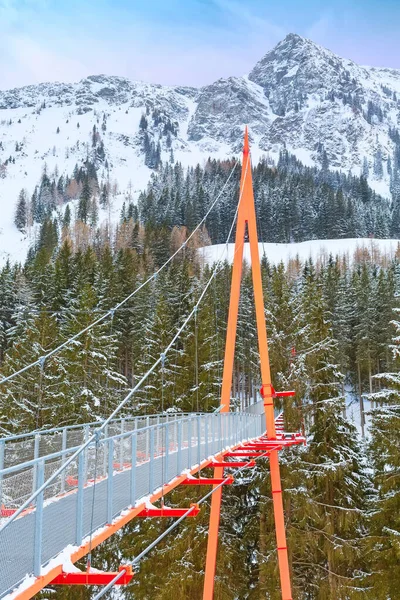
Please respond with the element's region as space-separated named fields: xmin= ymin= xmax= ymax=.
xmin=1 ymin=33 xmax=400 ymax=263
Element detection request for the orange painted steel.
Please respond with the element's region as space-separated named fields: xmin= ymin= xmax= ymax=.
xmin=203 ymin=139 xmax=248 ymax=600
xmin=51 ymin=565 xmax=134 ymax=585
xmin=182 ymin=476 xmax=234 ymax=485
xmin=203 ymin=128 xmax=293 ymax=600
xmin=136 ymin=504 xmax=200 ymax=518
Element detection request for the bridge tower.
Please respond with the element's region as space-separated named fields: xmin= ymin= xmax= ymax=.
xmin=203 ymin=129 xmax=293 ymax=600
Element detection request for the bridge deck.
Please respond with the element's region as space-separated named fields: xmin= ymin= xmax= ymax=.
xmin=0 ymin=412 xmax=264 ymax=599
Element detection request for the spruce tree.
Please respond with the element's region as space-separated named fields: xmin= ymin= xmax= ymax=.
xmin=282 ymin=263 xmax=370 ymax=599
xmin=14 ymin=189 xmax=28 ymax=233
xmin=368 ymin=309 xmax=400 ymax=598
xmin=78 ymin=176 xmax=91 ymax=223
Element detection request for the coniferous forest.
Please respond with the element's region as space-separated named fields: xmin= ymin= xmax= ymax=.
xmin=1 ymin=157 xmax=400 ymax=599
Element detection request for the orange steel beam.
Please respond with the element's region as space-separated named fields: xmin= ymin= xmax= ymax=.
xmin=9 ymin=440 xmax=249 ymax=600
xmin=203 ymin=138 xmax=247 ymax=600
xmin=203 ymin=128 xmax=292 ymax=600
xmin=51 ymin=565 xmax=134 ymax=585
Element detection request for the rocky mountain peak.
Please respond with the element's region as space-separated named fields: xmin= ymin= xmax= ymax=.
xmin=1 ymin=32 xmax=400 ymax=243
xmin=248 ymin=32 xmax=367 ymax=112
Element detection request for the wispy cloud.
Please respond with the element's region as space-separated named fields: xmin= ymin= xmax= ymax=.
xmin=0 ymin=0 xmax=284 ymax=89
xmin=305 ymin=12 xmax=335 ymax=44
xmin=212 ymin=0 xmax=285 ymax=39
xmin=1 ymin=0 xmax=400 ymax=91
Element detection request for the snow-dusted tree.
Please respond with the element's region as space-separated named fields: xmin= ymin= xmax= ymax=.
xmin=362 ymin=156 xmax=369 ymax=179
xmin=14 ymin=189 xmax=28 ymax=233
xmin=0 ymin=308 xmax=60 ymax=432
xmin=368 ymin=308 xmax=400 ymax=598
xmin=136 ymin=271 xmax=176 ymax=413
xmin=77 ymin=176 xmax=91 ymax=223
xmin=56 ymin=274 xmax=125 ymax=425
xmin=0 ymin=262 xmax=17 ymax=366
xmin=373 ymin=148 xmax=384 ymax=180
xmin=282 ymin=262 xmax=370 ymax=599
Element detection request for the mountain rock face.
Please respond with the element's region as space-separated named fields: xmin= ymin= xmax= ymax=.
xmin=1 ymin=33 xmax=400 ymax=263
xmin=1 ymin=34 xmax=400 ymax=188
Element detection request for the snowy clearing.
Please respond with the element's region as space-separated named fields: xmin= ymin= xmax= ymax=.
xmin=200 ymin=238 xmax=400 ymax=267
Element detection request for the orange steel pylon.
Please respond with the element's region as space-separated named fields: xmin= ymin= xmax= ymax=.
xmin=203 ymin=128 xmax=293 ymax=600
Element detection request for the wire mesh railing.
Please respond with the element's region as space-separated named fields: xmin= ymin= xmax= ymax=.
xmin=0 ymin=411 xmax=264 ymax=599
xmin=0 ymin=413 xmax=206 ymax=472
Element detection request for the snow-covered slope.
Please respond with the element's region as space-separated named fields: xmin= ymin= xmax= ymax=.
xmin=2 ymin=35 xmax=400 ymax=264
xmin=200 ymin=238 xmax=400 ymax=267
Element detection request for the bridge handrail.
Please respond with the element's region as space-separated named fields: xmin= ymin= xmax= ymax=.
xmin=0 ymin=401 xmax=265 ymax=472
xmin=0 ymin=412 xmax=206 ymax=472
xmin=0 ymin=412 xmax=203 ymax=443
xmin=0 ymin=411 xmax=257 ymax=477
xmin=0 ymin=412 xmax=264 ymax=503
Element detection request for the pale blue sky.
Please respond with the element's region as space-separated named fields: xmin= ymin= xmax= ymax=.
xmin=1 ymin=0 xmax=399 ymax=90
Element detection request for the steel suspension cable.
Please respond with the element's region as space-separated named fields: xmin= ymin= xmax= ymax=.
xmin=0 ymin=160 xmax=239 ymax=387
xmin=0 ymin=161 xmax=248 ymax=534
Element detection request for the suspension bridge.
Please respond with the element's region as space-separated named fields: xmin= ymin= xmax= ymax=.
xmin=0 ymin=129 xmax=305 ymax=599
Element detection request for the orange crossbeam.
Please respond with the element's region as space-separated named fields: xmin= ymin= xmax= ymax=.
xmin=136 ymin=503 xmax=200 ymax=517
xmin=208 ymin=461 xmax=256 ymax=468
xmin=260 ymin=385 xmax=295 ymax=399
xmin=182 ymin=476 xmax=234 ymax=485
xmin=50 ymin=566 xmax=133 ymax=586
xmin=1 ymin=505 xmax=17 ymax=517
xmin=224 ymin=451 xmax=268 ymax=457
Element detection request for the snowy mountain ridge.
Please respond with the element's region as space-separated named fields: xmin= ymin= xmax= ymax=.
xmin=2 ymin=33 xmax=400 ymax=264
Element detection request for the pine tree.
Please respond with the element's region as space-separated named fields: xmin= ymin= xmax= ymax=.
xmin=56 ymin=279 xmax=125 ymax=424
xmin=14 ymin=189 xmax=28 ymax=233
xmin=0 ymin=262 xmax=17 ymax=365
xmin=368 ymin=309 xmax=400 ymax=598
xmin=0 ymin=308 xmax=60 ymax=432
xmin=78 ymin=176 xmax=91 ymax=223
xmin=63 ymin=204 xmax=71 ymax=229
xmin=282 ymin=263 xmax=370 ymax=599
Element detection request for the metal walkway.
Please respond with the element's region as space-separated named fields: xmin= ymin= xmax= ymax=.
xmin=0 ymin=409 xmax=265 ymax=598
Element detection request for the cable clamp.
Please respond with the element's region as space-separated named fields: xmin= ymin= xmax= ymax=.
xmin=160 ymin=352 xmax=166 ymax=368
xmin=38 ymin=356 xmax=46 ymax=370
xmin=110 ymin=308 xmax=115 ymax=319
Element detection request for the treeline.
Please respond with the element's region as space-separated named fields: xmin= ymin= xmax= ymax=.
xmin=1 ymin=235 xmax=397 ymax=433
xmin=138 ymin=154 xmax=393 ymax=244
xmin=0 ymin=235 xmax=399 ymax=599
xmin=13 ymin=151 xmax=398 ymax=259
